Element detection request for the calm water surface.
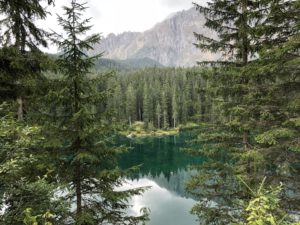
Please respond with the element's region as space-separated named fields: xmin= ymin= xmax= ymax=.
xmin=118 ymin=132 xmax=203 ymax=225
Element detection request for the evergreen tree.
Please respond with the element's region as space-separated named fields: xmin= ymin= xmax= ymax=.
xmin=0 ymin=0 xmax=54 ymax=120
xmin=156 ymin=103 xmax=161 ymax=129
xmin=125 ymin=84 xmax=136 ymax=126
xmin=143 ymin=83 xmax=151 ymax=127
xmin=48 ymin=1 xmax=148 ymax=223
xmin=103 ymin=67 xmax=209 ymax=128
xmin=181 ymin=92 xmax=188 ymax=124
xmin=188 ymin=0 xmax=300 ymax=223
xmin=114 ymin=83 xmax=125 ymax=121
xmin=0 ymin=104 xmax=66 ymax=225
xmin=172 ymin=89 xmax=178 ymax=128
xmin=246 ymin=0 xmax=300 ymax=212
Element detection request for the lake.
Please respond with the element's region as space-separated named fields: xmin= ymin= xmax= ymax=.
xmin=118 ymin=132 xmax=203 ymax=225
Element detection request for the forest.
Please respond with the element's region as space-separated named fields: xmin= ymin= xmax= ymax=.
xmin=0 ymin=0 xmax=299 ymax=225
xmin=106 ymin=68 xmax=210 ymax=128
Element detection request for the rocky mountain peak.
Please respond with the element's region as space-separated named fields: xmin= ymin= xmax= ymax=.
xmin=91 ymin=7 xmax=219 ymax=67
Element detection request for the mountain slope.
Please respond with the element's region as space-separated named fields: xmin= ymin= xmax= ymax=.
xmin=94 ymin=57 xmax=164 ymax=71
xmin=91 ymin=7 xmax=219 ymax=67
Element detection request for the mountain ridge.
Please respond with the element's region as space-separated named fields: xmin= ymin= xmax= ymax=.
xmin=90 ymin=7 xmax=219 ymax=67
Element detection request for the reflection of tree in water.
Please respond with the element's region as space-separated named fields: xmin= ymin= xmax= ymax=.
xmin=142 ymin=169 xmax=198 ymax=199
xmin=117 ymin=132 xmax=204 ymax=198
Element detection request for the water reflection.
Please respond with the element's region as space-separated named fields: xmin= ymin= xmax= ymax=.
xmin=118 ymin=132 xmax=202 ymax=225
xmin=122 ymin=178 xmax=197 ymax=225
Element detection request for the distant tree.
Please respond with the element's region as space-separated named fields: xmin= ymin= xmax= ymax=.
xmin=162 ymin=90 xmax=169 ymax=129
xmin=126 ymin=83 xmax=136 ymax=126
xmin=143 ymin=83 xmax=151 ymax=127
xmin=172 ymin=89 xmax=178 ymax=128
xmin=156 ymin=103 xmax=161 ymax=129
xmin=181 ymin=91 xmax=188 ymax=124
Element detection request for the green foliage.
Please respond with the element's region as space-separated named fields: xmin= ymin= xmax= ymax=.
xmin=106 ymin=67 xmax=210 ymax=128
xmin=255 ymin=129 xmax=295 ymax=146
xmin=94 ymin=57 xmax=163 ymax=71
xmin=0 ymin=0 xmax=54 ymax=50
xmin=23 ymin=208 xmax=54 ymax=225
xmin=42 ymin=0 xmax=149 ymax=224
xmin=0 ymin=104 xmax=66 ymax=225
xmin=237 ymin=177 xmax=300 ymax=225
xmin=189 ymin=0 xmax=300 ymax=224
xmin=0 ymin=0 xmax=55 ymax=120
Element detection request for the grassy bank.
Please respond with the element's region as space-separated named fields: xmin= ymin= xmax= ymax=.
xmin=120 ymin=121 xmax=201 ymax=138
xmin=120 ymin=122 xmax=179 ymax=138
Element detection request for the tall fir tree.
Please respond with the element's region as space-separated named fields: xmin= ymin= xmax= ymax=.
xmin=156 ymin=103 xmax=162 ymax=129
xmin=125 ymin=84 xmax=136 ymax=126
xmin=47 ymin=1 xmax=148 ymax=223
xmin=172 ymin=89 xmax=178 ymax=128
xmin=188 ymin=0 xmax=299 ymax=224
xmin=143 ymin=83 xmax=151 ymax=127
xmin=0 ymin=1 xmax=66 ymax=224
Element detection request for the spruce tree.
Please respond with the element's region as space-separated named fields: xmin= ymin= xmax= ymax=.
xmin=188 ymin=0 xmax=300 ymax=223
xmin=162 ymin=90 xmax=169 ymax=129
xmin=0 ymin=104 xmax=66 ymax=225
xmin=125 ymin=84 xmax=136 ymax=126
xmin=143 ymin=83 xmax=151 ymax=127
xmin=0 ymin=0 xmax=54 ymax=120
xmin=172 ymin=89 xmax=178 ymax=128
xmin=246 ymin=0 xmax=300 ymax=213
xmin=156 ymin=103 xmax=161 ymax=129
xmin=48 ymin=1 xmax=148 ymax=223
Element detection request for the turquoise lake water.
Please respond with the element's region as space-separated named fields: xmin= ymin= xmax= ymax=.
xmin=118 ymin=132 xmax=203 ymax=225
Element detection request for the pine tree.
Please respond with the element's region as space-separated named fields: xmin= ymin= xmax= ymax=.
xmin=172 ymin=89 xmax=178 ymax=128
xmin=188 ymin=0 xmax=299 ymax=223
xmin=246 ymin=0 xmax=300 ymax=212
xmin=48 ymin=1 xmax=148 ymax=223
xmin=162 ymin=90 xmax=169 ymax=129
xmin=143 ymin=83 xmax=151 ymax=127
xmin=0 ymin=0 xmax=54 ymax=120
xmin=126 ymin=84 xmax=136 ymax=126
xmin=181 ymin=90 xmax=188 ymax=124
xmin=0 ymin=104 xmax=66 ymax=225
xmin=156 ymin=103 xmax=161 ymax=129
xmin=114 ymin=83 xmax=125 ymax=121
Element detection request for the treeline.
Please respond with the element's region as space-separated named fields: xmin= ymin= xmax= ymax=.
xmin=106 ymin=68 xmax=212 ymax=128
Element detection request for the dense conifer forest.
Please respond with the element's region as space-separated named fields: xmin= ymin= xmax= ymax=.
xmin=0 ymin=0 xmax=299 ymax=224
xmin=105 ymin=68 xmax=211 ymax=128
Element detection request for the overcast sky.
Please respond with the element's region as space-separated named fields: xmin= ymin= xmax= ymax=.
xmin=40 ymin=0 xmax=207 ymax=52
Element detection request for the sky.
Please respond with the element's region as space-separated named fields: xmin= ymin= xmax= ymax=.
xmin=40 ymin=0 xmax=207 ymax=53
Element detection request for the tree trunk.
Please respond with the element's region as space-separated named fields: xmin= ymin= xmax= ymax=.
xmin=75 ymin=162 xmax=82 ymax=218
xmin=241 ymin=0 xmax=249 ymax=151
xmin=243 ymin=131 xmax=248 ymax=150
xmin=17 ymin=97 xmax=24 ymax=121
xmin=129 ymin=116 xmax=132 ymax=127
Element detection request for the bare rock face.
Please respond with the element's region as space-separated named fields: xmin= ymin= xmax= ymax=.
xmin=91 ymin=7 xmax=219 ymax=67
